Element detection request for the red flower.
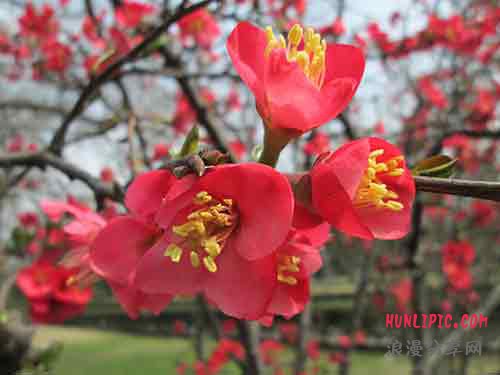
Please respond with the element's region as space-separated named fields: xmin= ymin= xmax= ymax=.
xmin=172 ymin=89 xmax=215 ymax=134
xmin=442 ymin=240 xmax=475 ymax=291
xmin=221 ymin=319 xmax=237 ymax=335
xmin=134 ymin=163 xmax=294 ymax=320
xmin=390 ymin=278 xmax=413 ymax=312
xmin=100 ymin=167 xmax=115 ymax=183
xmin=306 ymin=340 xmax=321 ymax=360
xmin=303 ymin=132 xmax=330 ymax=156
xmin=41 ymin=40 xmax=72 ymax=73
xmin=337 ymin=335 xmax=352 ymax=349
xmin=89 ymin=170 xmax=176 ymax=318
xmin=17 ymin=262 xmax=60 ymax=300
xmin=19 ymin=3 xmax=59 ymax=42
xmin=18 ymin=212 xmax=39 ymax=227
xmin=229 ymin=140 xmax=246 ymax=159
xmin=278 ymin=322 xmax=298 ymax=343
xmin=260 ymin=339 xmax=284 ymax=365
xmin=115 ymin=1 xmax=156 ymax=29
xmin=353 ymin=330 xmax=367 ymax=346
xmin=310 ymin=137 xmax=415 ymax=240
xmin=470 ymin=201 xmax=496 ymax=227
xmin=178 ymin=9 xmax=221 ymax=50
xmin=332 ymin=18 xmax=346 ymax=36
xmin=17 ymin=263 xmax=93 ymax=324
xmin=152 ymin=143 xmax=170 ymax=161
xmin=82 ymin=14 xmax=106 ymax=49
xmin=418 ymin=76 xmax=448 ymax=109
xmin=260 ymin=228 xmax=324 ymax=323
xmin=173 ymin=319 xmax=188 ymax=335
xmin=226 ymin=87 xmax=242 ymax=111
xmin=227 ymin=22 xmax=365 ymax=135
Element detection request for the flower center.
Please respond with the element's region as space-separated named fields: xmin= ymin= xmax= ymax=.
xmin=353 ymin=149 xmax=405 ymax=211
xmin=277 ymin=255 xmax=301 ymax=285
xmin=264 ymin=24 xmax=327 ymax=89
xmin=164 ymin=191 xmax=237 ymax=273
xmin=189 ymin=19 xmax=204 ymax=34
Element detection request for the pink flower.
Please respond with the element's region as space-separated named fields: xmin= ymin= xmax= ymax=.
xmin=134 ymin=163 xmax=294 ymax=320
xmin=89 ymin=170 xmax=177 ymax=318
xmin=310 ymin=137 xmax=415 ymax=240
xmin=227 ymin=22 xmax=365 ymax=134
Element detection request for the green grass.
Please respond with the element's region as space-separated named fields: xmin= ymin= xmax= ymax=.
xmin=33 ymin=326 xmax=500 ymax=375
xmin=34 ymin=326 xmax=194 ymax=375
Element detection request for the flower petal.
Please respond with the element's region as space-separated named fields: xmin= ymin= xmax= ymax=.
xmin=226 ymin=22 xmax=267 ymax=104
xmin=89 ymin=216 xmax=156 ymax=284
xmin=203 ymin=241 xmax=276 ymax=320
xmin=125 ymin=170 xmax=177 ymax=219
xmin=134 ymin=233 xmax=204 ymax=295
xmin=198 ymin=163 xmax=293 ymax=260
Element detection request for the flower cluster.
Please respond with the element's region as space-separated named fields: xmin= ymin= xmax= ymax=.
xmin=16 ymin=262 xmax=92 ymax=324
xmin=442 ymin=240 xmax=476 ymax=292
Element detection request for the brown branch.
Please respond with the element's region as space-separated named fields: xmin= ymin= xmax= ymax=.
xmin=0 ymin=151 xmax=124 ymax=207
xmin=48 ymin=0 xmax=218 ymax=155
xmin=237 ymin=321 xmax=263 ymax=375
xmin=414 ymin=175 xmax=500 ymax=202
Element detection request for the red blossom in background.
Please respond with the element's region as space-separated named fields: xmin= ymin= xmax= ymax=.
xmin=418 ymin=76 xmax=449 ymax=109
xmin=442 ymin=240 xmax=476 ymax=291
xmin=115 ymin=1 xmax=156 ymax=29
xmin=41 ymin=39 xmax=72 ymax=73
xmin=389 ymin=277 xmax=413 ymax=312
xmin=152 ymin=143 xmax=170 ymax=161
xmin=303 ymin=132 xmax=331 ymax=156
xmin=310 ymin=137 xmax=415 ymax=240
xmin=16 ymin=262 xmax=93 ymax=324
xmin=19 ymin=3 xmax=59 ymax=42
xmin=227 ymin=22 xmax=365 ymax=135
xmin=178 ymin=9 xmax=221 ymax=50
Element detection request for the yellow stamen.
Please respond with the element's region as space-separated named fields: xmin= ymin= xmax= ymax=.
xmin=165 ymin=191 xmax=237 ymax=273
xmin=190 ymin=251 xmax=200 ymax=268
xmin=353 ymin=149 xmax=406 ymax=212
xmin=202 ymin=237 xmax=221 ymax=257
xmin=203 ymin=256 xmax=217 ymax=273
xmin=278 ymin=274 xmax=298 ymax=285
xmin=277 ymin=255 xmax=301 ymax=285
xmin=164 ymin=244 xmax=183 ymax=263
xmin=194 ymin=191 xmax=212 ymax=205
xmin=264 ymin=24 xmax=327 ymax=89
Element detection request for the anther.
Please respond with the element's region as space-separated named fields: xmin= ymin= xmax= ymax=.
xmin=190 ymin=251 xmax=200 ymax=268
xmin=203 ymin=256 xmax=217 ymax=273
xmin=164 ymin=244 xmax=183 ymax=263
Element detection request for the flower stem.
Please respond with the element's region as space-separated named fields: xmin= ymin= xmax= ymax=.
xmin=258 ymin=126 xmax=294 ymax=168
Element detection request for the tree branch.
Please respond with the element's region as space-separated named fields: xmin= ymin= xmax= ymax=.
xmin=48 ymin=0 xmax=218 ymax=155
xmin=414 ymin=175 xmax=500 ymax=202
xmin=0 ymin=151 xmax=124 ymax=206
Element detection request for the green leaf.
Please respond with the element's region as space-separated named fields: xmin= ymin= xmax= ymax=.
xmin=412 ymin=155 xmax=457 ymax=178
xmin=0 ymin=311 xmax=8 ymax=324
xmin=177 ymin=126 xmax=200 ymax=158
xmin=142 ymin=35 xmax=170 ymax=55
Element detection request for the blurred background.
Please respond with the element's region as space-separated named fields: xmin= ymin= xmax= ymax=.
xmin=0 ymin=0 xmax=499 ymax=374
